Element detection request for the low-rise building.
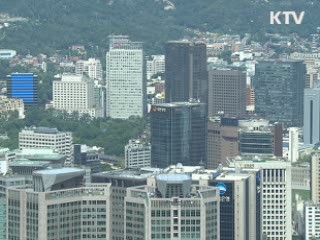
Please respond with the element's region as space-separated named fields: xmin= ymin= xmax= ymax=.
xmin=125 ymin=139 xmax=151 ymax=168
xmin=0 ymin=95 xmax=24 ymax=119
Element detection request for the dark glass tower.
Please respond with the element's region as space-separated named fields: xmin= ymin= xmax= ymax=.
xmin=165 ymin=41 xmax=208 ymax=103
xmin=6 ymin=73 xmax=38 ymax=107
xmin=151 ymin=102 xmax=207 ymax=168
xmin=253 ymin=60 xmax=306 ymax=127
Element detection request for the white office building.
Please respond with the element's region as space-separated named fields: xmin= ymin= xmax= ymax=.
xmin=125 ymin=140 xmax=151 ymax=168
xmin=106 ymin=35 xmax=145 ymax=119
xmin=75 ymin=58 xmax=103 ymax=82
xmin=304 ymin=85 xmax=320 ymax=144
xmin=53 ymin=74 xmax=103 ymax=118
xmin=146 ymin=55 xmax=165 ymax=80
xmin=229 ymin=156 xmax=292 ymax=240
xmin=0 ymin=148 xmax=15 ymax=175
xmin=19 ymin=127 xmax=73 ymax=165
xmin=288 ymin=127 xmax=299 ymax=162
xmin=125 ymin=173 xmax=220 ymax=240
xmin=305 ymin=203 xmax=320 ymax=240
xmin=311 ymin=153 xmax=320 ymax=203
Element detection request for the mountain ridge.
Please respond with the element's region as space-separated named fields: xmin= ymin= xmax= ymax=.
xmin=0 ymin=0 xmax=318 ymax=54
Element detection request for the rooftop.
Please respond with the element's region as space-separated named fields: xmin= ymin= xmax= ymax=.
xmin=152 ymin=101 xmax=205 ymax=108
xmin=10 ymin=160 xmax=50 ymax=168
xmin=33 ymin=167 xmax=85 ymax=175
xmin=156 ymin=173 xmax=191 ymax=182
xmin=93 ymin=168 xmax=161 ymax=180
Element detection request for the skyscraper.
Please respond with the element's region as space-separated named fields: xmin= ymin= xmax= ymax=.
xmin=124 ymin=173 xmax=220 ymax=240
xmin=208 ymin=68 xmax=247 ymax=118
xmin=165 ymin=41 xmax=208 ymax=103
xmin=151 ymin=101 xmax=207 ymax=168
xmin=106 ymin=35 xmax=145 ymax=119
xmin=230 ymin=157 xmax=292 ymax=240
xmin=311 ymin=153 xmax=320 ymax=204
xmin=6 ymin=73 xmax=38 ymax=107
xmin=210 ymin=170 xmax=261 ymax=240
xmin=7 ymin=168 xmax=111 ymax=240
xmin=207 ymin=117 xmax=240 ymax=169
xmin=92 ymin=168 xmax=160 ymax=240
xmin=253 ymin=60 xmax=306 ymax=127
xmin=304 ymin=85 xmax=320 ymax=144
xmin=207 ymin=117 xmax=283 ymax=168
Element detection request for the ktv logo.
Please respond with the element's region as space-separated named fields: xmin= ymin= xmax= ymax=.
xmin=270 ymin=11 xmax=305 ymax=25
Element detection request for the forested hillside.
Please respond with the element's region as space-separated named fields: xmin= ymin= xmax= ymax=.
xmin=0 ymin=0 xmax=319 ymax=54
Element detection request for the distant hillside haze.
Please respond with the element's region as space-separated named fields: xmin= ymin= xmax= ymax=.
xmin=0 ymin=0 xmax=318 ymax=54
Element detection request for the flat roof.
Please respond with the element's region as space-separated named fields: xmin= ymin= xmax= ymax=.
xmin=93 ymin=168 xmax=161 ymax=180
xmin=152 ymin=102 xmax=205 ymax=108
xmin=27 ymin=154 xmax=66 ymax=161
xmin=10 ymin=160 xmax=50 ymax=167
xmin=34 ymin=168 xmax=85 ymax=175
xmin=156 ymin=174 xmax=191 ymax=182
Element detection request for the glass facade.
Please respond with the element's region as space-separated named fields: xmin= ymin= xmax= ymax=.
xmin=151 ymin=102 xmax=207 ymax=168
xmin=7 ymin=73 xmax=38 ymax=106
xmin=165 ymin=42 xmax=208 ymax=103
xmin=253 ymin=60 xmax=306 ymax=127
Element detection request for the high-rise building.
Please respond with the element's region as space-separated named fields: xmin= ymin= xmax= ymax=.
xmin=304 ymin=86 xmax=320 ymax=144
xmin=305 ymin=203 xmax=320 ymax=240
xmin=165 ymin=41 xmax=208 ymax=103
xmin=92 ymin=168 xmax=160 ymax=240
xmin=124 ymin=173 xmax=220 ymax=240
xmin=288 ymin=127 xmax=299 ymax=162
xmin=163 ymin=164 xmax=261 ymax=240
xmin=125 ymin=139 xmax=151 ymax=168
xmin=230 ymin=157 xmax=292 ymax=240
xmin=19 ymin=127 xmax=73 ymax=165
xmin=6 ymin=168 xmax=111 ymax=240
xmin=311 ymin=153 xmax=320 ymax=204
xmin=75 ymin=58 xmax=103 ymax=82
xmin=0 ymin=175 xmax=29 ymax=240
xmin=106 ymin=35 xmax=145 ymax=119
xmin=151 ymin=101 xmax=207 ymax=168
xmin=208 ymin=68 xmax=247 ymax=118
xmin=239 ymin=119 xmax=274 ymax=156
xmin=210 ymin=170 xmax=261 ymax=240
xmin=253 ymin=60 xmax=306 ymax=127
xmin=207 ymin=117 xmax=240 ymax=169
xmin=6 ymin=73 xmax=38 ymax=107
xmin=53 ymin=74 xmax=103 ymax=118
xmin=146 ymin=55 xmax=165 ymax=80
xmin=207 ymin=117 xmax=283 ymax=169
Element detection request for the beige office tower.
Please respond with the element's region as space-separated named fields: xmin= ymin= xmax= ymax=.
xmin=6 ymin=168 xmax=111 ymax=240
xmin=92 ymin=168 xmax=160 ymax=240
xmin=124 ymin=173 xmax=220 ymax=240
xmin=208 ymin=68 xmax=247 ymax=118
xmin=207 ymin=117 xmax=239 ymax=169
xmin=229 ymin=157 xmax=292 ymax=240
